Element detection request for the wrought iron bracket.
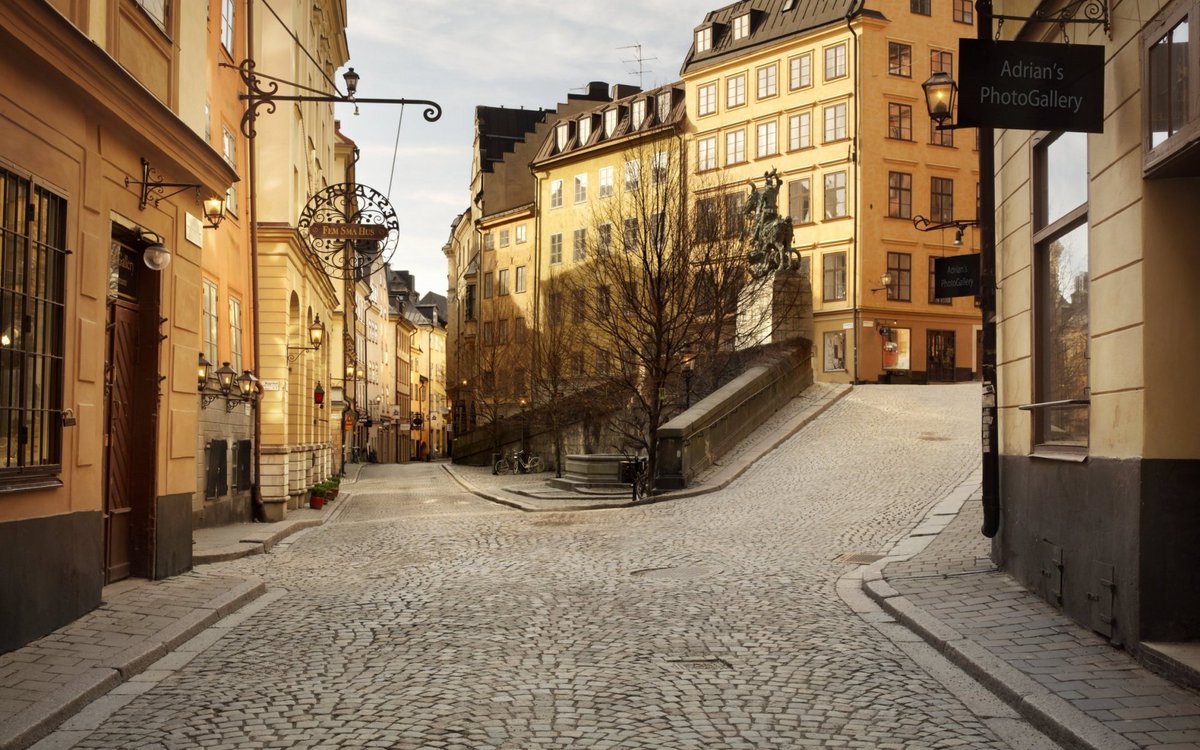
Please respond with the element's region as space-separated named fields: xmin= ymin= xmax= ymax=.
xmin=225 ymin=397 xmax=248 ymax=413
xmin=125 ymin=158 xmax=202 ymax=211
xmin=200 ymin=391 xmax=223 ymax=409
xmin=912 ymin=216 xmax=978 ymax=233
xmin=229 ymin=59 xmax=443 ymax=139
xmin=287 ymin=345 xmax=318 ymax=363
xmin=994 ymin=0 xmax=1111 ymax=41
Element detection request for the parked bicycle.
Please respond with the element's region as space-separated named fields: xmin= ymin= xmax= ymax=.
xmin=494 ymin=448 xmax=543 ymax=475
xmin=618 ymin=450 xmax=651 ymax=503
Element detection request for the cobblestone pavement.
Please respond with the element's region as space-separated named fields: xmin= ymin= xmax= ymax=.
xmin=41 ymin=385 xmax=1060 ymax=749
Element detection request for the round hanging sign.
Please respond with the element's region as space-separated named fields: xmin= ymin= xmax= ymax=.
xmin=297 ymin=183 xmax=399 ymax=280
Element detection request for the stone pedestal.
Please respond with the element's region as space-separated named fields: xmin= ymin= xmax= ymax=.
xmin=737 ymin=270 xmax=812 ymax=349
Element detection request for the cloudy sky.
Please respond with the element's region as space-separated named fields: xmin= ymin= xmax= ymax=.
xmin=333 ymin=1 xmax=703 ymax=298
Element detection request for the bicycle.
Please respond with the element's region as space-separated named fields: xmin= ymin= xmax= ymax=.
xmin=619 ymin=450 xmax=650 ymax=503
xmin=494 ymin=449 xmax=543 ymax=475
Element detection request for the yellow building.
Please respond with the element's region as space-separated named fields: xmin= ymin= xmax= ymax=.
xmin=992 ymin=0 xmax=1200 ymax=654
xmin=680 ymin=0 xmax=982 ymax=383
xmin=0 ymin=0 xmax=237 ymax=650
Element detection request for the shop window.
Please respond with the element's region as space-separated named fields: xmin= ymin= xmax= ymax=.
xmin=823 ymin=331 xmax=846 ymax=371
xmin=881 ymin=326 xmax=912 ymax=371
xmin=1144 ymin=0 xmax=1200 ymax=177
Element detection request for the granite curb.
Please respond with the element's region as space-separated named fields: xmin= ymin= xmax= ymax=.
xmin=442 ymin=383 xmax=852 ymax=512
xmin=0 ymin=578 xmax=265 ymax=750
xmin=860 ymin=474 xmax=1136 ymax=750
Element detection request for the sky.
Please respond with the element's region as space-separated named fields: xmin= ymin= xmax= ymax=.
xmin=333 ymin=0 xmax=704 ymax=299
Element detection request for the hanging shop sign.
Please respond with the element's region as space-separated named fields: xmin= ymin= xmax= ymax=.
xmin=934 ymin=254 xmax=981 ymax=298
xmin=297 ymin=183 xmax=400 ymax=280
xmin=958 ymin=40 xmax=1105 ymax=133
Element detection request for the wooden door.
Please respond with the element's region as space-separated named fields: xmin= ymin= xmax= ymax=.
xmin=927 ymin=330 xmax=957 ymax=382
xmin=104 ymin=303 xmax=139 ymax=583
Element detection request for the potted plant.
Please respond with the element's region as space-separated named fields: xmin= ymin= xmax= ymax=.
xmin=324 ymin=477 xmax=340 ymax=500
xmin=309 ymin=483 xmax=326 ymax=510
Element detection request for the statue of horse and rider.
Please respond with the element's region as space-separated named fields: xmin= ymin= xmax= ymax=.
xmin=743 ymin=168 xmax=800 ymax=279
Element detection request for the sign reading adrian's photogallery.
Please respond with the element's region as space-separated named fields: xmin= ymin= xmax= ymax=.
xmin=958 ymin=40 xmax=1105 ymax=133
xmin=934 ymin=254 xmax=980 ymax=298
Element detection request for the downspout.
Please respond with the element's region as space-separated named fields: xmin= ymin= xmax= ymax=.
xmin=846 ymin=0 xmax=864 ymax=384
xmin=246 ymin=0 xmax=265 ymax=520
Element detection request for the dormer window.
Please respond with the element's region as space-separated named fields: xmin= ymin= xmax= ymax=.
xmin=555 ymin=122 xmax=570 ymax=152
xmin=578 ymin=116 xmax=592 ymax=145
xmin=632 ymin=99 xmax=647 ymax=128
xmin=656 ymin=92 xmax=672 ymax=123
xmin=696 ymin=26 xmax=712 ymax=52
xmin=782 ymin=0 xmax=797 ymax=10
xmin=604 ymin=108 xmax=619 ymax=138
xmin=733 ymin=14 xmax=751 ymax=39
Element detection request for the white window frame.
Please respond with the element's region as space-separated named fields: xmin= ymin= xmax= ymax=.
xmin=790 ymin=53 xmax=812 ymax=90
xmin=824 ymin=102 xmax=847 ymax=142
xmin=789 ymin=111 xmax=812 ymax=150
xmin=550 ymin=233 xmax=563 ymax=264
xmin=757 ymin=64 xmax=778 ymax=99
xmin=698 ymin=82 xmax=717 ymax=116
xmin=825 ymin=43 xmax=847 ymax=81
xmin=572 ymin=228 xmax=588 ymax=261
xmin=756 ymin=121 xmax=777 ymax=158
xmin=632 ymin=99 xmax=647 ymax=128
xmin=726 ymin=129 xmax=746 ymax=164
xmin=733 ymin=14 xmax=750 ymax=39
xmin=599 ymin=166 xmax=614 ymax=198
xmin=574 ymin=173 xmax=588 ymax=203
xmin=550 ymin=179 xmax=563 ymax=209
xmin=697 ymin=136 xmax=717 ymax=171
xmin=727 ymin=73 xmax=747 ymax=108
xmin=624 ymin=160 xmax=641 ymax=191
xmin=696 ymin=27 xmax=712 ymax=52
xmin=604 ymin=108 xmax=618 ymax=138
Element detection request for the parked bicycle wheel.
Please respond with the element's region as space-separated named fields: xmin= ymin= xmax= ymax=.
xmin=633 ymin=472 xmax=649 ymax=503
xmin=526 ymin=456 xmax=543 ymax=473
xmin=494 ymin=459 xmax=511 ymax=475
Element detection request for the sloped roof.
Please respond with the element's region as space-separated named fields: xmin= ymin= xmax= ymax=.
xmin=681 ymin=0 xmax=879 ymax=75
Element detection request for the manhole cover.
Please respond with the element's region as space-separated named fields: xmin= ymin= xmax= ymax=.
xmin=840 ymin=553 xmax=885 ymax=565
xmin=661 ymin=656 xmax=732 ymax=672
xmin=918 ymin=434 xmax=950 ymax=441
xmin=630 ymin=565 xmax=712 ymax=580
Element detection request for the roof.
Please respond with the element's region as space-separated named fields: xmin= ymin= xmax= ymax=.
xmin=680 ymin=0 xmax=879 ymax=75
xmin=418 ymin=292 xmax=448 ymax=322
xmin=475 ymin=106 xmax=548 ymax=174
xmin=531 ymin=81 xmax=687 ymax=167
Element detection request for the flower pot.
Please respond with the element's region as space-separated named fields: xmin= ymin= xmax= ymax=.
xmin=309 ymin=494 xmax=325 ymax=510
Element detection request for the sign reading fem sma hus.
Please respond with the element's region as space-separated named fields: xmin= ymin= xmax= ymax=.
xmin=958 ymin=40 xmax=1105 ymax=133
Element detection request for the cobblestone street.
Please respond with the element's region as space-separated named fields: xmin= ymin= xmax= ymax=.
xmin=49 ymin=385 xmax=1059 ymax=749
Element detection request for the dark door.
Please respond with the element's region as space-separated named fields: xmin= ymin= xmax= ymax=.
xmin=927 ymin=330 xmax=957 ymax=382
xmin=104 ymin=302 xmax=140 ymax=583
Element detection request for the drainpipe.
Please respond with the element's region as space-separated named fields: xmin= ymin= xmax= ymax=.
xmin=246 ymin=0 xmax=265 ymax=521
xmin=977 ymin=0 xmax=1000 ymax=538
xmin=846 ymin=0 xmax=864 ymax=384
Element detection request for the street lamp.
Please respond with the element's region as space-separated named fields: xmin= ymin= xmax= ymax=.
xmin=680 ymin=352 xmax=696 ymax=409
xmin=871 ymin=272 xmax=894 ymax=294
xmin=202 ymin=196 xmax=226 ymax=229
xmin=287 ymin=314 xmax=326 ymax=362
xmin=922 ymin=72 xmax=958 ymax=128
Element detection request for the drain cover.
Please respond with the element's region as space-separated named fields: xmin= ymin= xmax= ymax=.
xmin=661 ymin=656 xmax=732 ymax=672
xmin=918 ymin=434 xmax=950 ymax=441
xmin=840 ymin=553 xmax=885 ymax=565
xmin=630 ymin=565 xmax=712 ymax=580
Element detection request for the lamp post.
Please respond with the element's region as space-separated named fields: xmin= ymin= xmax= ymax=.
xmin=919 ymin=0 xmax=999 ymax=539
xmin=680 ymin=352 xmax=696 ymax=409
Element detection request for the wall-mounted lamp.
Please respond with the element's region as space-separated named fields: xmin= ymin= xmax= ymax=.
xmin=125 ymin=158 xmax=203 ymax=211
xmin=237 ymin=370 xmax=258 ymax=400
xmin=287 ymin=314 xmax=326 ymax=362
xmin=922 ymin=71 xmax=958 ymax=129
xmin=137 ymin=229 xmax=172 ymax=271
xmin=198 ymin=352 xmax=213 ymax=390
xmin=871 ymin=272 xmax=894 ymax=293
xmin=314 ymin=381 xmax=325 ymax=409
xmin=202 ymin=196 xmax=226 ymax=229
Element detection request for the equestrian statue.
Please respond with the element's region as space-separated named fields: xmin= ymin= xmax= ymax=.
xmin=743 ymin=168 xmax=799 ymax=279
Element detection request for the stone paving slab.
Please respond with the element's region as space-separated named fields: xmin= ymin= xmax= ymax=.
xmin=866 ymin=477 xmax=1200 ymax=750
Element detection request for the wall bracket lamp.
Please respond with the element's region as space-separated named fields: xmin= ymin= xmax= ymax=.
xmin=126 ymin=158 xmax=227 ymax=229
xmin=287 ymin=315 xmax=326 ymax=363
xmin=912 ymin=215 xmax=979 ymax=247
xmin=198 ymin=353 xmax=259 ymax=411
xmin=870 ymin=272 xmax=894 ymax=293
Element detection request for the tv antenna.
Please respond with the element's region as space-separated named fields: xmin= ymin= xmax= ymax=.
xmin=618 ymin=42 xmax=658 ymax=89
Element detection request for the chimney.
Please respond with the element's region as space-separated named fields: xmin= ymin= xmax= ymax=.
xmin=611 ymin=84 xmax=642 ymax=101
xmin=587 ymin=81 xmax=609 ymax=99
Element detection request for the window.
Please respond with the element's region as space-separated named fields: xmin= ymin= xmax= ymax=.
xmin=788 ymin=178 xmax=811 ymax=224
xmin=889 ymin=42 xmax=912 ymax=77
xmin=882 ymin=328 xmax=912 ymax=371
xmin=498 ymin=319 xmax=509 ymax=344
xmin=657 ymin=92 xmax=672 ymax=122
xmin=233 ymin=440 xmax=252 ymax=492
xmin=888 ymin=103 xmax=913 ymax=140
xmin=1145 ymin=1 xmax=1198 ymax=174
xmin=205 ymin=440 xmax=228 ymax=499
xmin=135 ymin=0 xmax=168 ymax=29
xmin=515 ymin=266 xmax=527 ymax=293
xmin=727 ymin=74 xmax=746 ymax=108
xmin=550 ymin=179 xmax=563 ymax=208
xmin=572 ymin=352 xmax=585 ymax=376
xmin=483 ymin=322 xmax=493 ymax=346
xmin=499 ymin=229 xmax=510 ymax=247
xmin=222 ymin=128 xmax=238 ymax=215
xmin=596 ymin=351 xmax=611 ymax=375
xmin=596 ymin=286 xmax=611 ymax=317
xmin=652 ymin=151 xmax=669 ymax=183
xmin=911 ymin=0 xmax=931 ymax=14
xmin=930 ymin=257 xmax=952 ymax=304
xmin=498 ymin=269 xmax=509 ymax=296
xmin=465 ymin=284 xmax=476 ymax=320
xmin=0 ymin=171 xmax=67 ymax=480
xmin=823 ymin=102 xmax=847 ymax=142
xmin=695 ymin=197 xmax=721 ymax=242
xmin=757 ymin=64 xmax=778 ymax=99
xmin=571 ymin=290 xmax=586 ymax=323
xmin=573 ymin=228 xmax=587 ymax=261
xmin=598 ymin=223 xmax=613 ymax=254
xmin=229 ymin=296 xmax=244 ymax=372
xmin=1035 ymin=132 xmax=1090 ymax=447
xmin=550 ymin=233 xmax=563 ymax=264
xmin=822 ymin=252 xmax=847 ymax=301
xmin=888 ymin=171 xmax=912 ymax=218
xmin=483 ymin=233 xmax=494 ymax=251
xmin=555 ymin=123 xmax=570 ymax=152
xmin=724 ymin=193 xmax=745 ymax=238
xmin=515 ymin=317 xmax=526 ymax=340
xmin=726 ymin=129 xmax=746 ymax=163
xmin=823 ymin=331 xmax=846 ymax=371
xmin=697 ymin=136 xmax=717 ymax=171
xmin=931 ymin=177 xmax=954 ymax=223
xmin=954 ymin=0 xmax=974 ymax=24
xmin=624 ymin=218 xmax=640 ymax=253
xmin=604 ymin=108 xmax=619 ymax=138
xmin=698 ymin=82 xmax=718 ymax=116
xmin=483 ymin=272 xmax=493 ymax=299
xmin=824 ymin=44 xmax=847 ymax=80
xmin=931 ymin=119 xmax=955 ymax=147
xmin=221 ymin=0 xmax=235 ymax=54
xmin=789 ymin=53 xmax=812 ymax=89
xmin=574 ymin=173 xmax=588 ymax=203
xmin=930 ymin=49 xmax=953 ymax=76
xmin=733 ymin=13 xmax=751 ymax=39
xmin=789 ymin=112 xmax=812 ymax=150
xmin=696 ymin=27 xmax=712 ymax=52
xmin=624 ymin=160 xmax=640 ymax=190
xmin=599 ymin=166 xmax=614 ymax=198
xmin=202 ymin=279 xmax=219 ymax=366
xmin=824 ymin=171 xmax=847 ymax=219
xmin=632 ymin=99 xmax=647 ymax=128
xmin=578 ymin=117 xmax=592 ymax=145
xmin=548 ymin=293 xmax=563 ymax=325
xmin=516 ymin=224 xmax=526 ymax=243
xmin=756 ymin=121 xmax=777 ymax=157
xmin=886 ymin=252 xmax=912 ymax=301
